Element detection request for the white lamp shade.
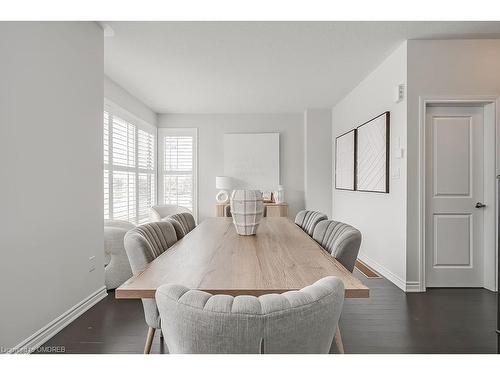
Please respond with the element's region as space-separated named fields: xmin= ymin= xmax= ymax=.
xmin=216 ymin=176 xmax=232 ymax=190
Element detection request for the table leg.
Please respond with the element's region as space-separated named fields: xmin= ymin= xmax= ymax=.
xmin=334 ymin=326 xmax=345 ymax=354
xmin=144 ymin=327 xmax=155 ymax=354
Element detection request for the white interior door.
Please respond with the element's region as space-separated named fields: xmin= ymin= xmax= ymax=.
xmin=425 ymin=105 xmax=485 ymax=287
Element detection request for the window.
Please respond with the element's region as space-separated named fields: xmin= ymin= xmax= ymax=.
xmin=158 ymin=128 xmax=197 ymax=220
xmin=104 ymin=104 xmax=156 ymax=224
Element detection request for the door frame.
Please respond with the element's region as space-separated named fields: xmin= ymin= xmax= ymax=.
xmin=418 ymin=96 xmax=500 ymax=292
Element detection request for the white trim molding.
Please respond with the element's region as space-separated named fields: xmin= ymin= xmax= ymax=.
xmin=357 ymin=252 xmax=406 ymax=291
xmin=417 ymin=95 xmax=499 ymax=292
xmin=405 ymin=281 xmax=424 ymax=293
xmin=8 ymin=287 xmax=107 ymax=354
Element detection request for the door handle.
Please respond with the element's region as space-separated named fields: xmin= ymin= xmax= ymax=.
xmin=475 ymin=202 xmax=486 ymax=209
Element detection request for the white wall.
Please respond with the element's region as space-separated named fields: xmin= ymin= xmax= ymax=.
xmin=304 ymin=108 xmax=332 ymax=217
xmin=406 ymin=39 xmax=500 ymax=286
xmin=104 ymin=75 xmax=157 ymax=126
xmin=332 ymin=42 xmax=408 ymax=289
xmin=0 ymin=22 xmax=104 ymax=350
xmin=158 ymin=113 xmax=305 ymax=221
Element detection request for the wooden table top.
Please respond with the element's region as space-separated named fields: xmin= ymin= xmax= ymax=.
xmin=115 ymin=217 xmax=369 ymax=299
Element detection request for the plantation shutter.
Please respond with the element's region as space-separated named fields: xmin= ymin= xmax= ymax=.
xmin=103 ymin=111 xmax=110 ymax=220
xmin=137 ymin=129 xmax=156 ymax=224
xmin=158 ymin=128 xmax=197 ymax=219
xmin=103 ymin=103 xmax=156 ymax=224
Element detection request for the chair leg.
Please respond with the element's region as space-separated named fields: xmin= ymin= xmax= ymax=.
xmin=144 ymin=327 xmax=155 ymax=354
xmin=334 ymin=326 xmax=345 ymax=354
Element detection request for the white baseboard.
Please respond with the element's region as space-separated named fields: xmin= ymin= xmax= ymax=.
xmin=357 ymin=252 xmax=406 ymax=291
xmin=405 ymin=281 xmax=424 ymax=292
xmin=9 ymin=286 xmax=107 ymax=354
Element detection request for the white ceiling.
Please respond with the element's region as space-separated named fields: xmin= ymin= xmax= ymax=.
xmin=104 ymin=21 xmax=500 ymax=114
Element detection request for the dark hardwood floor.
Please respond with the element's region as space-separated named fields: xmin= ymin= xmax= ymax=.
xmin=41 ymin=271 xmax=498 ymax=354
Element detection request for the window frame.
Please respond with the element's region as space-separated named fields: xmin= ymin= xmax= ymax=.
xmin=157 ymin=127 xmax=198 ymax=222
xmin=104 ymin=99 xmax=157 ymax=224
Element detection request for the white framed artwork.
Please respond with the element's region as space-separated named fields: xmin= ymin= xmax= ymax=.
xmin=335 ymin=129 xmax=356 ymax=191
xmin=224 ymin=133 xmax=280 ymax=191
xmin=356 ymin=112 xmax=390 ymax=193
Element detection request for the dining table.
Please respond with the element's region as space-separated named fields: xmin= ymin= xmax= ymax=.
xmin=116 ymin=217 xmax=369 ymax=299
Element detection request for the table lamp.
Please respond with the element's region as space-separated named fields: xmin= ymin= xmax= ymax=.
xmin=215 ymin=176 xmax=232 ymax=204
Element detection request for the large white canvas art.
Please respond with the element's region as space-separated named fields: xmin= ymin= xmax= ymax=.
xmin=224 ymin=133 xmax=280 ymax=191
xmin=356 ymin=112 xmax=390 ymax=193
xmin=335 ymin=130 xmax=355 ymax=190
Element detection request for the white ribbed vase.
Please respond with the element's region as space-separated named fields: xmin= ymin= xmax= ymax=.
xmin=230 ymin=190 xmax=264 ymax=235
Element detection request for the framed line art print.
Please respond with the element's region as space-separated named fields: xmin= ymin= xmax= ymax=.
xmin=335 ymin=129 xmax=356 ymax=191
xmin=356 ymin=111 xmax=390 ymax=193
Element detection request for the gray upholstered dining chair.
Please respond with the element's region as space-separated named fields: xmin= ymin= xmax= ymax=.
xmin=155 ymin=276 xmax=345 ymax=354
xmin=150 ymin=204 xmax=191 ymax=222
xmin=312 ymin=220 xmax=362 ymax=354
xmin=104 ymin=219 xmax=135 ymax=290
xmin=162 ymin=212 xmax=196 ymax=240
xmin=312 ymin=220 xmax=362 ymax=273
xmin=294 ymin=210 xmax=328 ymax=236
xmin=124 ymin=221 xmax=178 ymax=354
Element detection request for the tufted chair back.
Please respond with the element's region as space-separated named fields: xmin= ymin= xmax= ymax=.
xmin=294 ymin=210 xmax=328 ymax=236
xmin=162 ymin=212 xmax=196 ymax=240
xmin=150 ymin=204 xmax=191 ymax=222
xmin=103 ymin=219 xmax=135 ymax=289
xmin=104 ymin=219 xmax=135 ymax=265
xmin=312 ymin=220 xmax=362 ymax=273
xmin=155 ymin=276 xmax=345 ymax=354
xmin=124 ymin=221 xmax=178 ymax=329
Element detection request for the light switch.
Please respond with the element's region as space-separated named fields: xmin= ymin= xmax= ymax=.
xmin=394 ymin=147 xmax=404 ymax=159
xmin=393 ymin=136 xmax=404 ymax=159
xmin=394 ymin=84 xmax=405 ymax=103
xmin=392 ymin=167 xmax=401 ymax=179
